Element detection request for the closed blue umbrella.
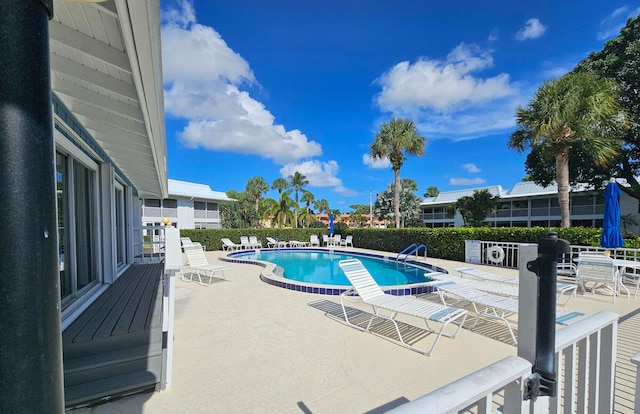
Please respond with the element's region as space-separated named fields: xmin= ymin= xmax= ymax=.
xmin=600 ymin=180 xmax=625 ymax=249
xmin=329 ymin=213 xmax=334 ymax=236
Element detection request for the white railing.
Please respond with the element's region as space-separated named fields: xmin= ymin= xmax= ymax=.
xmin=633 ymin=351 xmax=640 ymax=414
xmin=389 ymin=311 xmax=619 ymax=414
xmin=476 ymin=240 xmax=521 ymax=268
xmin=134 ymin=224 xmax=166 ymax=263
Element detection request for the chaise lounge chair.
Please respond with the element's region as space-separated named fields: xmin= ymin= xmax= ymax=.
xmin=425 ymin=279 xmax=585 ymax=344
xmin=266 ymin=237 xmax=288 ymax=248
xmin=249 ymin=236 xmax=263 ymax=249
xmin=455 ymin=267 xmax=577 ymax=306
xmin=221 ymin=238 xmax=241 ymax=251
xmin=338 ymin=259 xmax=468 ymax=356
xmin=182 ymin=243 xmax=231 ymax=286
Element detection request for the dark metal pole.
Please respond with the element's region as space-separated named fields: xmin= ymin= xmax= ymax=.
xmin=0 ymin=1 xmax=64 ymax=413
xmin=524 ymin=231 xmax=570 ymax=400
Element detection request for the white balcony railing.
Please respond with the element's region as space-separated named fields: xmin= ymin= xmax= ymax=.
xmin=389 ymin=311 xmax=619 ymax=414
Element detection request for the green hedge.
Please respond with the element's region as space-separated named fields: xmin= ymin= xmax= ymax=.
xmin=180 ymin=227 xmax=640 ymax=261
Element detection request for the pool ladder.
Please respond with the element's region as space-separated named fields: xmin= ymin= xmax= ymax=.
xmin=396 ymin=243 xmax=427 ymax=262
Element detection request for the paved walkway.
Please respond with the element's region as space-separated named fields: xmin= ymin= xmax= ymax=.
xmin=70 ymin=248 xmax=640 ymax=413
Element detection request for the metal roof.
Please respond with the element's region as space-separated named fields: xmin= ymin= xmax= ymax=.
xmin=420 ymin=181 xmax=601 ymax=206
xmin=168 ymin=179 xmax=233 ymax=202
xmin=50 ymin=0 xmax=167 ymax=198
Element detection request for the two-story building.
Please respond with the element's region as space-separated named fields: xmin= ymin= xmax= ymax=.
xmin=420 ymin=181 xmax=640 ymax=234
xmin=142 ymin=179 xmax=233 ymax=230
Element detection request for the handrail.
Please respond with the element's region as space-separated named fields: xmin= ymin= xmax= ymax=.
xmin=396 ymin=244 xmax=427 ymax=262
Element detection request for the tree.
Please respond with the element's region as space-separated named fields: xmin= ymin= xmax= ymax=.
xmin=245 ymin=176 xmax=269 ymax=213
xmin=221 ymin=191 xmax=259 ymax=228
xmin=300 ymin=190 xmax=316 ymax=227
xmin=523 ymin=140 xmax=614 ymax=188
xmin=271 ymin=178 xmax=289 ymax=200
xmin=424 ymin=186 xmax=439 ymax=198
xmin=574 ymin=16 xmax=640 ymax=199
xmin=288 ymin=171 xmax=309 ymax=228
xmin=508 ymin=71 xmax=625 ymax=227
xmin=374 ymin=179 xmax=422 ymax=227
xmin=313 ymin=198 xmax=329 ymax=215
xmin=370 ymin=118 xmax=426 ymax=228
xmin=451 ymin=189 xmax=497 ymax=227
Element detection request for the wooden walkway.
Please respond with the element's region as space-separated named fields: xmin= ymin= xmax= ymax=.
xmin=615 ymin=307 xmax=640 ymax=413
xmin=63 ymin=263 xmax=165 ymax=408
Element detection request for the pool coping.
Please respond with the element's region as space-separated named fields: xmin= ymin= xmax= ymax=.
xmin=220 ymin=247 xmax=447 ymax=296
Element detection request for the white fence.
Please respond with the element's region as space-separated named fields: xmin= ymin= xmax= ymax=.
xmin=133 ymin=224 xmax=166 ymax=263
xmin=389 ymin=311 xmax=619 ymax=413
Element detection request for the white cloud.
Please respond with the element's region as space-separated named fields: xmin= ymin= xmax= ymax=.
xmin=598 ymin=6 xmax=640 ymax=40
xmin=161 ymin=1 xmax=322 ymax=164
xmin=375 ymin=43 xmax=522 ymax=140
xmin=449 ymin=177 xmax=486 ymax=186
xmin=362 ymin=154 xmax=391 ymax=169
xmin=280 ymin=160 xmax=341 ymax=187
xmin=462 ymin=163 xmax=480 ymax=173
xmin=515 ymin=18 xmax=547 ymax=41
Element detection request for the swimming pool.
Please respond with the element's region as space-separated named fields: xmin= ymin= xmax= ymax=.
xmin=223 ymin=248 xmax=445 ymax=296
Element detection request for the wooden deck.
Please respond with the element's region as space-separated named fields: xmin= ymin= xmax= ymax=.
xmin=63 ymin=263 xmax=165 ymax=408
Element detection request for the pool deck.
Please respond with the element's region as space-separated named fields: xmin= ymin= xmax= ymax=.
xmin=70 ymin=247 xmax=640 ymax=414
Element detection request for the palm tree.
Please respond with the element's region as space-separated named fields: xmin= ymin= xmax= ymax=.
xmin=508 ymin=71 xmax=625 ymax=227
xmin=271 ymin=177 xmax=289 ymax=201
xmin=370 ymin=118 xmax=426 ymax=228
xmin=300 ymin=190 xmax=315 ymax=227
xmin=245 ymin=176 xmax=269 ymax=213
xmin=313 ymin=198 xmax=329 ymax=220
xmin=288 ymin=171 xmax=309 ymax=228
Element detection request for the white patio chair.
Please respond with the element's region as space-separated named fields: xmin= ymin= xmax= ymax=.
xmin=309 ymin=234 xmax=320 ymax=247
xmin=266 ymin=237 xmax=288 ymax=248
xmin=240 ymin=236 xmax=253 ymax=249
xmin=221 ymin=238 xmax=241 ymax=251
xmin=426 ymin=278 xmax=585 ymax=345
xmin=182 ymin=244 xmax=231 ymax=286
xmin=340 ymin=235 xmax=353 ymax=247
xmin=576 ymin=253 xmax=628 ymax=303
xmin=249 ymin=236 xmax=262 ymax=249
xmin=338 ymin=259 xmax=468 ymax=356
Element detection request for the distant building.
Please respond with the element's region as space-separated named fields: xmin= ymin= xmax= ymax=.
xmin=420 ymin=181 xmax=640 ymax=235
xmin=142 ymin=179 xmax=233 ymax=229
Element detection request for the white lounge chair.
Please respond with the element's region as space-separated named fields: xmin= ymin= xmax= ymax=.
xmin=340 ymin=235 xmax=353 ymax=247
xmin=240 ymin=236 xmax=253 ymax=249
xmin=309 ymin=234 xmax=320 ymax=247
xmin=338 ymin=259 xmax=468 ymax=356
xmin=576 ymin=254 xmax=629 ymax=303
xmin=249 ymin=236 xmax=262 ymax=249
xmin=182 ymin=244 xmax=231 ymax=286
xmin=426 ymin=279 xmax=585 ymax=344
xmin=455 ymin=267 xmax=577 ymax=306
xmin=221 ymin=238 xmax=241 ymax=251
xmin=266 ymin=237 xmax=288 ymax=248
xmin=181 ymin=237 xmax=204 ymax=251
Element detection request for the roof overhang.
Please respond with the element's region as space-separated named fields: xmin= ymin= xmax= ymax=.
xmin=50 ymin=0 xmax=167 ymax=198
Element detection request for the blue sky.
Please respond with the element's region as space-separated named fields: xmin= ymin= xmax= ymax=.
xmin=160 ymin=0 xmax=638 ymax=211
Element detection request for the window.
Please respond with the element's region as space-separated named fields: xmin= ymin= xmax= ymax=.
xmin=163 ymin=199 xmax=177 ymax=209
xmin=56 ymin=150 xmax=99 ymax=305
xmin=115 ymin=182 xmax=126 ymax=267
xmin=145 ymin=199 xmax=161 ymax=208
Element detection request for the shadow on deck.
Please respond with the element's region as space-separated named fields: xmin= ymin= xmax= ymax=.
xmin=63 ymin=263 xmax=165 ymax=409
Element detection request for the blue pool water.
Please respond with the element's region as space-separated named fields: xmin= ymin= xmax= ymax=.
xmin=233 ymin=250 xmax=435 ymax=286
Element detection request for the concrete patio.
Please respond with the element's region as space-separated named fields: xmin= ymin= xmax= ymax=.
xmin=71 ymin=248 xmax=640 ymax=413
